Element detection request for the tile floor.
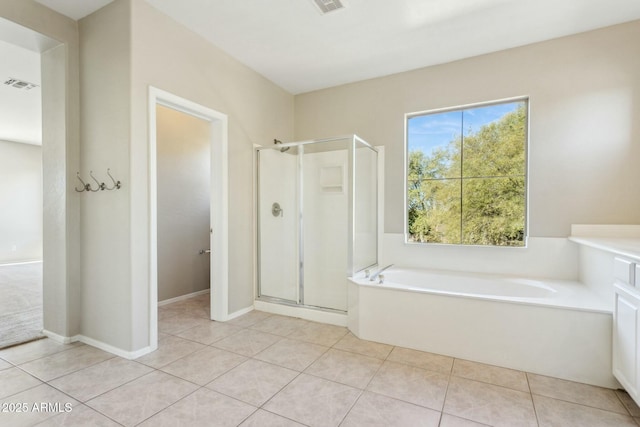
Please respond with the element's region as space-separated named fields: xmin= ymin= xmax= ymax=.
xmin=1 ymin=293 xmax=639 ymax=426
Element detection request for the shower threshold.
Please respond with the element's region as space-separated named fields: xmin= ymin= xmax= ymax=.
xmin=254 ymin=297 xmax=347 ymax=327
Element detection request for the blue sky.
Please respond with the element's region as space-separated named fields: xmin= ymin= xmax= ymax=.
xmin=408 ymin=101 xmax=523 ymax=155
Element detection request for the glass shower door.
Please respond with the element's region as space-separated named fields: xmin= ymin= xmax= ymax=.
xmin=256 ymin=135 xmax=378 ymax=312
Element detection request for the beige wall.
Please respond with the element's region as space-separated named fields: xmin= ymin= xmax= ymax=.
xmin=295 ymin=20 xmax=640 ymax=237
xmin=129 ymin=0 xmax=294 ymax=350
xmin=0 ymin=0 xmax=80 ymax=338
xmin=0 ymin=140 xmax=42 ymax=263
xmin=78 ymin=0 xmax=132 ymax=350
xmin=78 ymin=0 xmax=294 ymax=351
xmin=156 ymin=105 xmax=211 ymax=302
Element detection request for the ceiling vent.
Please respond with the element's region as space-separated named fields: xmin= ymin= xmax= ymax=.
xmin=311 ymin=0 xmax=346 ymax=14
xmin=3 ymin=78 xmax=39 ymax=90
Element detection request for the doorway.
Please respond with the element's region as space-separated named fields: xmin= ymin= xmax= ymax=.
xmin=156 ymin=105 xmax=211 ymax=302
xmin=0 ymin=22 xmax=56 ymax=349
xmin=148 ymin=87 xmax=229 ymax=351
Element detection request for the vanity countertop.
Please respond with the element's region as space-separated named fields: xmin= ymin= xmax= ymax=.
xmin=568 ymin=236 xmax=640 ymax=262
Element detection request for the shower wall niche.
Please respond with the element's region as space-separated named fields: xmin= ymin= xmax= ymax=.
xmin=256 ymin=135 xmax=378 ymax=312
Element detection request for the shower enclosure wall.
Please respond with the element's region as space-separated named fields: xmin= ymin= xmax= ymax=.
xmin=256 ymin=135 xmax=378 ymax=312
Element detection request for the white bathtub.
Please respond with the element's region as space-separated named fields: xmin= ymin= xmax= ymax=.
xmin=348 ymin=267 xmax=617 ymax=388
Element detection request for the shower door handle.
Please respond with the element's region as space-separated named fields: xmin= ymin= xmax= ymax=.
xmin=272 ymin=202 xmax=283 ymax=217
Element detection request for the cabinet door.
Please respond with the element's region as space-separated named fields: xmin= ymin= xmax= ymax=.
xmin=613 ymin=283 xmax=640 ymax=402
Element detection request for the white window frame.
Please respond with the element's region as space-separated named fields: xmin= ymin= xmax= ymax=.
xmin=404 ymin=96 xmax=529 ymax=247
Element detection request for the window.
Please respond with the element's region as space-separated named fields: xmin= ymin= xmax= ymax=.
xmin=406 ymin=98 xmax=528 ymax=246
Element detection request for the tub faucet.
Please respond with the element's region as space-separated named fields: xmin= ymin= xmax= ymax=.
xmin=370 ymin=264 xmax=394 ymax=282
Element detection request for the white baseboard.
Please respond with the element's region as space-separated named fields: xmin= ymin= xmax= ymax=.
xmin=254 ymin=300 xmax=347 ymax=327
xmin=76 ymin=335 xmax=152 ymax=360
xmin=225 ymin=305 xmax=253 ymax=321
xmin=42 ymin=330 xmax=153 ymax=360
xmin=158 ymin=289 xmax=210 ymax=307
xmin=42 ymin=329 xmax=77 ymax=344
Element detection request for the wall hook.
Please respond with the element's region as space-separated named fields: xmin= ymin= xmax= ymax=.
xmin=89 ymin=170 xmax=105 ymax=192
xmin=105 ymin=168 xmax=121 ymax=190
xmin=75 ymin=172 xmax=90 ymax=192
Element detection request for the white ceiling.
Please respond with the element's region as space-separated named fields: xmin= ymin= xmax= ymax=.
xmin=0 ymin=16 xmax=59 ymax=53
xmin=0 ymin=40 xmax=42 ymax=145
xmin=34 ymin=0 xmax=114 ymax=21
xmin=23 ymin=0 xmax=640 ymax=94
xmin=0 ymin=16 xmax=51 ymax=146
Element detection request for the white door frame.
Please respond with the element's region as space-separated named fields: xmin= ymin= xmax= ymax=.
xmin=148 ymin=87 xmax=229 ymax=349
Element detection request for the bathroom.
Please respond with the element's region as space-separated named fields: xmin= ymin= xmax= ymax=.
xmin=68 ymin=0 xmax=640 ymax=390
xmin=10 ymin=0 xmax=636 ymax=360
xmin=1 ymin=1 xmax=640 ymax=425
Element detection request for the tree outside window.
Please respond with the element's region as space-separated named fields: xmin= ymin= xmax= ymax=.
xmin=407 ymin=99 xmax=528 ymax=246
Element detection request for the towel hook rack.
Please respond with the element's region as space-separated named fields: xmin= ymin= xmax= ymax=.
xmin=75 ymin=169 xmax=122 ymax=193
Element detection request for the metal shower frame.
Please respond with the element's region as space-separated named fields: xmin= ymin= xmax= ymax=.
xmin=255 ymin=134 xmax=378 ymax=312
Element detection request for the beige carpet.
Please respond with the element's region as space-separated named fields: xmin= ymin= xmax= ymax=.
xmin=0 ymin=262 xmax=44 ymax=349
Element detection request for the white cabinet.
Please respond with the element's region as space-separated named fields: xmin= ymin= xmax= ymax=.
xmin=569 ymin=233 xmax=640 ymax=396
xmin=613 ymin=281 xmax=640 ymax=405
xmin=614 ymin=257 xmax=636 ymax=284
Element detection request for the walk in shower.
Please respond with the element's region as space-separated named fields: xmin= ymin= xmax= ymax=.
xmin=256 ymin=135 xmax=378 ymax=312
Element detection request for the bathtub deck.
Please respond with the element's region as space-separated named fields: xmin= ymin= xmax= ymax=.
xmin=353 ymin=267 xmax=611 ymax=314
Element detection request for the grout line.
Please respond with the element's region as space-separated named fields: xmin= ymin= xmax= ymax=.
xmin=122 ymin=383 xmax=202 ymax=427
xmin=439 ymin=413 xmax=493 ymax=427
xmin=210 ymin=331 xmax=285 ymax=359
xmin=530 ymin=391 xmax=637 ymax=418
xmin=525 ymin=370 xmax=533 ymax=393
xmin=452 ymin=374 xmax=539 ymax=396
xmin=361 ymin=348 xmax=389 ymax=391
xmin=0 ymin=375 xmax=43 ymax=402
xmin=256 ymin=371 xmax=301 ymax=408
xmin=251 ymin=361 xmax=303 ymax=413
xmin=137 ymin=338 xmax=211 ymax=370
xmin=17 ymin=381 xmax=86 ymax=425
xmin=448 ymin=357 xmax=456 ymax=376
xmin=336 ymin=388 xmax=364 ymax=426
xmin=439 ymin=370 xmax=452 ymax=416
xmin=81 ymin=369 xmax=159 ymax=405
xmin=74 ymin=402 xmax=126 ymax=426
xmin=259 ymin=407 xmax=312 ymax=426
xmin=1 ymin=340 xmax=85 ymax=367
xmin=45 ymin=395 xmax=121 ymax=425
xmin=235 ymin=406 xmax=260 ymax=427
xmin=525 ymin=370 xmax=542 ymax=427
